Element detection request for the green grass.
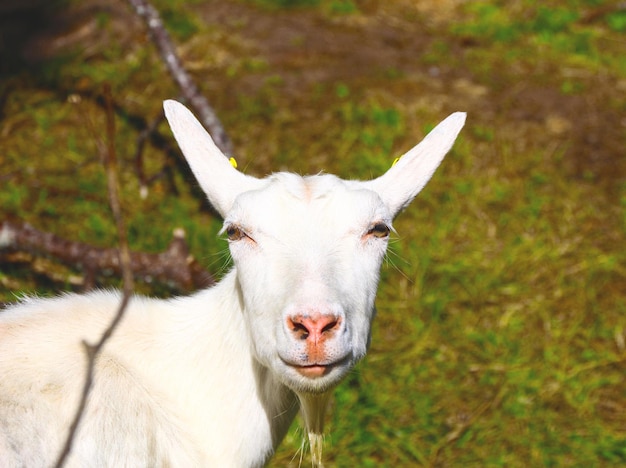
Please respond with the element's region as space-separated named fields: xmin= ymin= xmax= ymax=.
xmin=1 ymin=0 xmax=625 ymax=465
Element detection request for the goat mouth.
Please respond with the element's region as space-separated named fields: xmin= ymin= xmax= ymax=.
xmin=282 ymin=355 xmax=351 ymax=380
xmin=293 ymin=364 xmax=331 ymax=378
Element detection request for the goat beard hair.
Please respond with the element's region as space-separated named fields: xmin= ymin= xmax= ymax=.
xmin=297 ymin=392 xmax=331 ymax=467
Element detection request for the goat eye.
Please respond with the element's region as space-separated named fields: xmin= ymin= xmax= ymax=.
xmin=226 ymin=225 xmax=246 ymax=241
xmin=368 ymin=223 xmax=390 ymax=238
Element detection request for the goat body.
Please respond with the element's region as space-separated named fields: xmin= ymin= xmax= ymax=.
xmin=0 ymin=101 xmax=465 ymax=466
xmin=0 ymin=274 xmax=296 ymax=467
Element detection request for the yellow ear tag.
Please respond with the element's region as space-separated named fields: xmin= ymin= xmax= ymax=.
xmin=391 ymin=157 xmax=400 ymax=167
xmin=229 ymin=157 xmax=238 ymax=169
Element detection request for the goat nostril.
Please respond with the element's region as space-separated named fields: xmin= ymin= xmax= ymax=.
xmin=287 ymin=314 xmax=340 ymax=342
xmin=291 ymin=322 xmax=309 ymax=340
xmin=321 ymin=320 xmax=338 ymax=334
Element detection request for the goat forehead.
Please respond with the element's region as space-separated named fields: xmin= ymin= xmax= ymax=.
xmin=232 ymin=173 xmax=388 ymax=227
xmin=258 ymin=173 xmax=351 ymax=203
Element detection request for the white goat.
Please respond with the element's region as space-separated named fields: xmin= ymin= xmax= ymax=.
xmin=0 ymin=100 xmax=465 ymax=467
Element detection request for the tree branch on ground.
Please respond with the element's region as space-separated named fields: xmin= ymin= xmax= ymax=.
xmin=0 ymin=220 xmax=214 ymax=293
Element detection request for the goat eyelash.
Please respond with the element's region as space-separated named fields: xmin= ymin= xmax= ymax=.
xmin=223 ymin=224 xmax=256 ymax=244
xmin=366 ymin=222 xmax=391 ymax=238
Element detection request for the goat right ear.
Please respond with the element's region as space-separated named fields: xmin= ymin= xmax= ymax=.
xmin=163 ymin=100 xmax=263 ymax=217
xmin=365 ymin=112 xmax=466 ymax=217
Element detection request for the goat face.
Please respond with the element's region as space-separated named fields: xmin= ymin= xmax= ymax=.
xmin=163 ymin=100 xmax=465 ymax=396
xmin=224 ymin=174 xmax=390 ymax=393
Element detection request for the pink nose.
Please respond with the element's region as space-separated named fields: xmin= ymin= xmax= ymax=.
xmin=287 ymin=313 xmax=341 ymax=344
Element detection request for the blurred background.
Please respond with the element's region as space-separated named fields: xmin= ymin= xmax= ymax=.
xmin=1 ymin=0 xmax=624 ymax=465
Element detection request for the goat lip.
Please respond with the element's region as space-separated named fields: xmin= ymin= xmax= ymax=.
xmin=283 ymin=356 xmax=350 ymax=379
xmin=293 ymin=364 xmax=330 ymax=378
xmin=280 ymin=355 xmax=352 ymax=380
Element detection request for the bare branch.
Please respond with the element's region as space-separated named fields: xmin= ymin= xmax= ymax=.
xmin=126 ymin=0 xmax=234 ymax=156
xmin=102 ymin=84 xmax=134 ymax=296
xmin=55 ymin=85 xmax=136 ymax=467
xmin=53 ymin=292 xmax=132 ymax=467
xmin=0 ymin=221 xmax=214 ymax=293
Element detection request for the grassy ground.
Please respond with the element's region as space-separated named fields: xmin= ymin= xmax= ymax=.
xmin=1 ymin=0 xmax=625 ymax=466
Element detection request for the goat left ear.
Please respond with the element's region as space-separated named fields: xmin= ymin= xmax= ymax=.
xmin=164 ymin=100 xmax=264 ymax=217
xmin=365 ymin=112 xmax=466 ymax=217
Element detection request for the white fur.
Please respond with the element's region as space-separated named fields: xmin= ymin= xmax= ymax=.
xmin=0 ymin=100 xmax=465 ymax=467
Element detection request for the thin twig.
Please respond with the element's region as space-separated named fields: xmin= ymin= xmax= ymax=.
xmin=54 ymin=85 xmax=135 ymax=467
xmin=126 ymin=0 xmax=234 ymax=156
xmin=134 ymin=112 xmax=165 ymax=198
xmin=102 ymin=85 xmax=134 ymax=294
